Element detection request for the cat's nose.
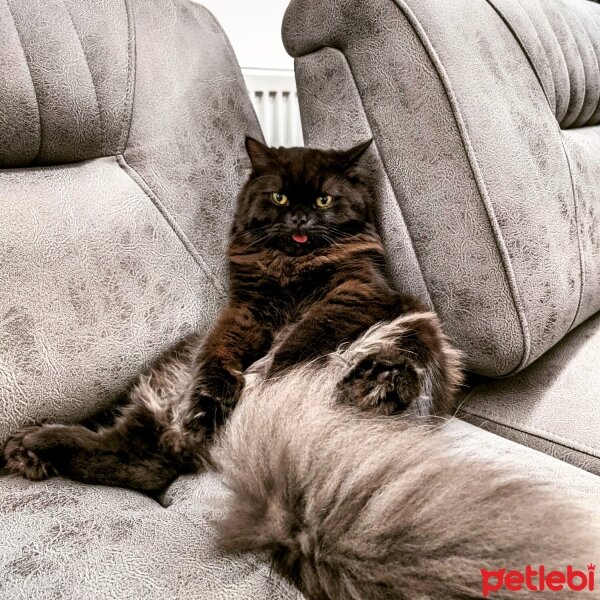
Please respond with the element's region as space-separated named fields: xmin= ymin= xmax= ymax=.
xmin=290 ymin=213 xmax=308 ymax=227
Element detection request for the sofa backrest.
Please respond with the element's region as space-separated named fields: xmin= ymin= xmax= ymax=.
xmin=0 ymin=0 xmax=262 ymax=445
xmin=284 ymin=0 xmax=600 ymax=377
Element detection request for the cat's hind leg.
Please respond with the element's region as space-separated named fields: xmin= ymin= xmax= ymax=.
xmin=3 ymin=336 xmax=206 ymax=495
xmin=335 ymin=312 xmax=462 ymax=417
xmin=3 ymin=404 xmax=187 ymax=495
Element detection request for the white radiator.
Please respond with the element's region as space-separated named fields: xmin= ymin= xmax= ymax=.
xmin=242 ymin=68 xmax=304 ymax=147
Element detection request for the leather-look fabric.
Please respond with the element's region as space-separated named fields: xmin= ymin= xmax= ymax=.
xmin=459 ymin=311 xmax=600 ymax=476
xmin=488 ymin=0 xmax=600 ymax=129
xmin=444 ymin=420 xmax=600 ymax=518
xmin=0 ymin=0 xmax=131 ymax=167
xmin=284 ymin=0 xmax=600 ymax=377
xmin=0 ymin=157 xmax=219 ymax=446
xmin=0 ymin=472 xmax=301 ymax=600
xmin=0 ymin=2 xmax=299 ymax=596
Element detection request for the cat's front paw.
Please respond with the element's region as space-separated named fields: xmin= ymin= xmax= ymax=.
xmin=190 ymin=365 xmax=245 ymax=432
xmin=3 ymin=426 xmax=59 ymax=480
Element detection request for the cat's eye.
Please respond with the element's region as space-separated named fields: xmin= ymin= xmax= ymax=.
xmin=315 ymin=195 xmax=333 ymax=209
xmin=271 ymin=192 xmax=289 ymax=206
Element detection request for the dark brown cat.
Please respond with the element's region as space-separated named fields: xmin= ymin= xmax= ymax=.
xmin=3 ymin=138 xmax=460 ymax=494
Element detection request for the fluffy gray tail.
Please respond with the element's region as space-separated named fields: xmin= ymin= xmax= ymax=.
xmin=213 ymin=362 xmax=599 ymax=600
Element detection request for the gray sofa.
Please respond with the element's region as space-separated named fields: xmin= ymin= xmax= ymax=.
xmin=0 ymin=0 xmax=298 ymax=597
xmin=0 ymin=0 xmax=599 ymax=598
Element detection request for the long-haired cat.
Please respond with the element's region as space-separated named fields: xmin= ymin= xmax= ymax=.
xmin=214 ymin=319 xmax=600 ymax=600
xmin=4 ymin=139 xmax=597 ymax=599
xmin=4 ymin=138 xmax=459 ymax=492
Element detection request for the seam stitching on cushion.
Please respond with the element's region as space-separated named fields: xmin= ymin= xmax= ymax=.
xmin=61 ymin=0 xmax=103 ymax=151
xmin=5 ymin=0 xmax=42 ymax=163
xmin=565 ymin=6 xmax=595 ymax=128
xmin=543 ymin=5 xmax=571 ymax=126
xmin=388 ymin=0 xmax=530 ymax=375
xmin=582 ymin=2 xmax=600 ymax=125
xmin=554 ymin=9 xmax=583 ymax=129
xmin=560 ymin=132 xmax=586 ymax=331
xmin=483 ymin=0 xmax=584 ymax=333
xmin=459 ymin=407 xmax=600 ymax=459
xmin=114 ymin=1 xmax=225 ymax=297
xmin=319 ymin=49 xmax=434 ymax=310
xmin=119 ymin=0 xmax=136 ymax=152
xmin=570 ymin=7 xmax=599 ymax=128
xmin=484 ymin=0 xmax=555 ymax=113
xmin=117 ymin=154 xmax=226 ymax=296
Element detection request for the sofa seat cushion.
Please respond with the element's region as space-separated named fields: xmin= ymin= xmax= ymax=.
xmin=1 ymin=422 xmax=598 ymax=600
xmin=446 ymin=420 xmax=600 ymax=518
xmin=459 ymin=311 xmax=600 ymax=475
xmin=0 ymin=471 xmax=300 ymax=600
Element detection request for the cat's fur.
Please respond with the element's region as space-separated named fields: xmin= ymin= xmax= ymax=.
xmin=4 ymin=139 xmax=459 ymax=493
xmin=214 ymin=318 xmax=600 ymax=600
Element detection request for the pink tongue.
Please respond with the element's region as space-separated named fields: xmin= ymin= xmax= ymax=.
xmin=292 ymin=233 xmax=308 ymax=244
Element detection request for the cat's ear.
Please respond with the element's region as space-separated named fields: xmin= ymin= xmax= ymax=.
xmin=245 ymin=137 xmax=277 ymax=174
xmin=340 ymin=139 xmax=373 ymax=170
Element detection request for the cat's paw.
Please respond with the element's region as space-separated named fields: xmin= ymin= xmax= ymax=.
xmin=189 ymin=365 xmax=245 ymax=433
xmin=3 ymin=426 xmax=60 ymax=480
xmin=336 ymin=355 xmax=423 ymax=415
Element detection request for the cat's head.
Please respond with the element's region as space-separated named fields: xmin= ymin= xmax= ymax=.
xmin=232 ymin=137 xmax=375 ymax=255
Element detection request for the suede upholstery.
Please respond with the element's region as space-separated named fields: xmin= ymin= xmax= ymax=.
xmin=284 ymin=0 xmax=600 ymax=378
xmin=2 ymin=420 xmax=599 ymax=599
xmin=459 ymin=312 xmax=600 ymax=476
xmin=0 ymin=0 xmax=262 ymax=448
xmin=0 ymin=1 xmax=301 ymax=598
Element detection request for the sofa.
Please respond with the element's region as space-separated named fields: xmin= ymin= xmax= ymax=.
xmin=0 ymin=0 xmax=598 ymax=598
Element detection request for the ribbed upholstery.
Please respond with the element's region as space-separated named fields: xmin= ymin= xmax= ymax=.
xmin=0 ymin=0 xmax=131 ymax=167
xmin=0 ymin=0 xmax=263 ymax=446
xmin=284 ymin=0 xmax=600 ymax=376
xmin=488 ymin=0 xmax=600 ymax=128
xmin=0 ymin=2 xmax=305 ymax=598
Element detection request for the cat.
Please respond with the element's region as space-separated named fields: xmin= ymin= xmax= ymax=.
xmin=5 ymin=140 xmax=596 ymax=600
xmin=4 ymin=138 xmax=460 ymax=494
xmin=213 ymin=318 xmax=600 ymax=600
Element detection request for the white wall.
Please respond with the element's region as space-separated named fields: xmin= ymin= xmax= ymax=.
xmin=195 ymin=0 xmax=293 ymax=70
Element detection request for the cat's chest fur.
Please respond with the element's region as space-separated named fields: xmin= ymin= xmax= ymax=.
xmin=228 ymin=234 xmax=386 ymax=326
xmin=230 ymin=249 xmax=336 ymax=320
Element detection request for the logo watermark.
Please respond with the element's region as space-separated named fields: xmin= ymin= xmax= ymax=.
xmin=481 ymin=564 xmax=595 ymax=596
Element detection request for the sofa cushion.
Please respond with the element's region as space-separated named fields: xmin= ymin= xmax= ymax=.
xmin=459 ymin=311 xmax=600 ymax=475
xmin=445 ymin=420 xmax=600 ymax=517
xmin=0 ymin=0 xmax=262 ymax=446
xmin=1 ymin=421 xmax=598 ymax=599
xmin=488 ymin=0 xmax=600 ymax=128
xmin=283 ymin=0 xmax=600 ymax=376
xmin=0 ymin=0 xmax=131 ymax=167
xmin=0 ymin=157 xmax=218 ymax=447
xmin=0 ymin=472 xmax=300 ymax=600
